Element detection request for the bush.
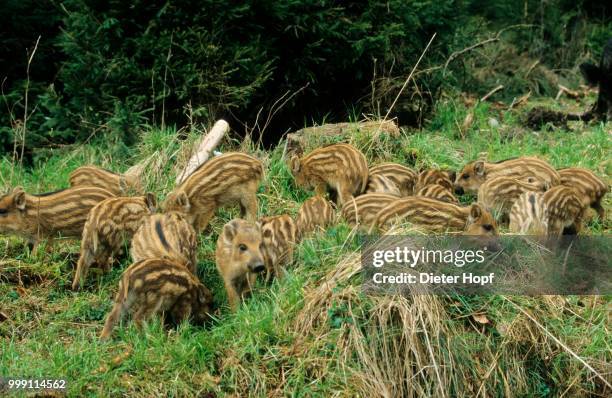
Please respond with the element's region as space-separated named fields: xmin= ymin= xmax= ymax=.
xmin=0 ymin=0 xmax=63 ymax=155
xmin=0 ymin=0 xmax=609 ymax=156
xmin=438 ymin=1 xmax=611 ymax=101
xmin=1 ymin=0 xmax=464 ymax=153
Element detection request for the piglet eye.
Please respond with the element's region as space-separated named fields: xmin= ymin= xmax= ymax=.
xmin=462 ymin=174 xmax=469 ymax=180
xmin=483 ymin=224 xmax=493 ymax=231
xmin=0 ymin=208 xmax=7 ymax=215
xmin=239 ymin=244 xmax=248 ymax=252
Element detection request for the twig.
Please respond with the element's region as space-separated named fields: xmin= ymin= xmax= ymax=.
xmin=443 ymin=24 xmax=534 ymax=74
xmin=256 ymin=82 xmax=309 ymax=147
xmin=1 ymin=77 xmax=16 ymax=188
xmin=557 ymin=84 xmax=580 ymax=100
xmin=21 ymin=36 xmax=41 ymax=167
xmin=419 ymin=311 xmax=446 ymax=398
xmin=525 ymin=60 xmax=540 ymax=78
xmin=161 ymin=32 xmax=173 ymax=130
xmin=412 ymin=23 xmax=535 ymax=79
xmin=444 ymin=37 xmax=499 ymax=72
xmin=377 ymin=33 xmax=437 ymax=134
xmin=476 ymin=344 xmax=506 ymax=397
xmin=480 ymin=85 xmax=504 ymax=102
xmin=502 ymin=296 xmax=612 ymax=390
xmin=236 ymin=83 xmax=308 ymax=149
xmin=509 ymin=91 xmax=531 ymax=109
xmin=281 ymin=139 xmax=289 ymax=161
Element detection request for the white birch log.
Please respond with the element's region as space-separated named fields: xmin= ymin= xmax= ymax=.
xmin=175 ymin=119 xmax=229 ymax=184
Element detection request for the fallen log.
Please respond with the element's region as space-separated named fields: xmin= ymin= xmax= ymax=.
xmin=284 ymin=120 xmax=400 ymax=158
xmin=175 ymin=119 xmax=229 ymax=184
xmin=122 ymin=120 xmax=228 ymax=187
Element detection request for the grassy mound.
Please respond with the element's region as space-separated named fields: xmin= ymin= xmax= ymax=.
xmin=0 ymin=97 xmax=610 ymax=396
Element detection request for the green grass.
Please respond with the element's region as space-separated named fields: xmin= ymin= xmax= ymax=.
xmin=0 ymin=96 xmax=610 ymax=397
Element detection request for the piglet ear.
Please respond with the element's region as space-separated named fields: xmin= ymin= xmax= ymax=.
xmin=13 ymin=187 xmax=26 ymax=210
xmin=199 ymin=285 xmax=213 ymax=304
xmin=145 ymin=192 xmax=157 ymax=212
xmin=446 ymin=170 xmax=456 ymax=182
xmin=474 ymin=161 xmax=485 ymax=176
xmin=290 ymin=155 xmax=301 ymax=174
xmin=469 ymin=204 xmax=482 ymax=221
xmin=176 ymin=192 xmax=190 ymax=211
xmin=223 ymin=220 xmax=238 ymax=243
xmin=118 ymin=176 xmax=128 ymax=194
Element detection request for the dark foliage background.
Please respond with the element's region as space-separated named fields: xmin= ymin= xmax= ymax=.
xmin=1 ymin=0 xmax=610 ymax=157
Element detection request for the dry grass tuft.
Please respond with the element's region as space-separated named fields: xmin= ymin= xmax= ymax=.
xmin=341 ymin=294 xmax=451 ymax=398
xmin=284 ymin=229 xmax=610 ymax=397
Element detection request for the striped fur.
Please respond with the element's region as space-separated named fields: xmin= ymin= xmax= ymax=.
xmin=130 ymin=212 xmax=198 ymax=273
xmin=290 ymin=143 xmax=368 ymax=206
xmin=341 ymin=193 xmax=399 ymax=230
xmin=69 ymin=165 xmax=142 ymax=196
xmin=372 ymin=197 xmax=498 ymax=236
xmin=259 ymin=214 xmax=298 ymax=280
xmin=296 ymin=195 xmax=335 ymax=239
xmin=215 ymin=219 xmax=265 ymax=311
xmin=477 ymin=176 xmax=546 ymax=221
xmin=415 ymin=169 xmax=456 ymax=192
xmin=72 ymin=194 xmax=157 ymax=290
xmin=455 ymin=157 xmax=560 ymax=194
xmin=415 ymin=184 xmax=458 ymax=203
xmin=542 ymin=186 xmax=587 ymax=236
xmin=163 ymin=152 xmax=263 ymax=232
xmin=558 ymin=167 xmax=608 ymax=218
xmin=0 ymin=186 xmax=114 ymax=250
xmin=509 ymin=192 xmax=547 ymax=234
xmin=365 ymin=174 xmax=401 ymax=196
xmin=99 ymin=258 xmax=213 ymax=340
xmin=368 ymin=163 xmax=417 ymax=196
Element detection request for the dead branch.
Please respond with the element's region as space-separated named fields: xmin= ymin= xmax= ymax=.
xmin=503 ymin=296 xmax=612 ymax=390
xmin=254 ymin=83 xmax=309 ymax=147
xmin=175 ymin=119 xmax=229 ymax=184
xmin=438 ymin=24 xmax=535 ymax=75
xmin=525 ymin=60 xmax=540 ymax=78
xmin=510 ymin=91 xmax=531 ymax=109
xmin=379 ymin=33 xmax=436 ymax=127
xmin=444 ymin=37 xmax=499 ymax=72
xmin=480 ymin=85 xmax=504 ymax=102
xmin=555 ymin=84 xmax=581 ymax=101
